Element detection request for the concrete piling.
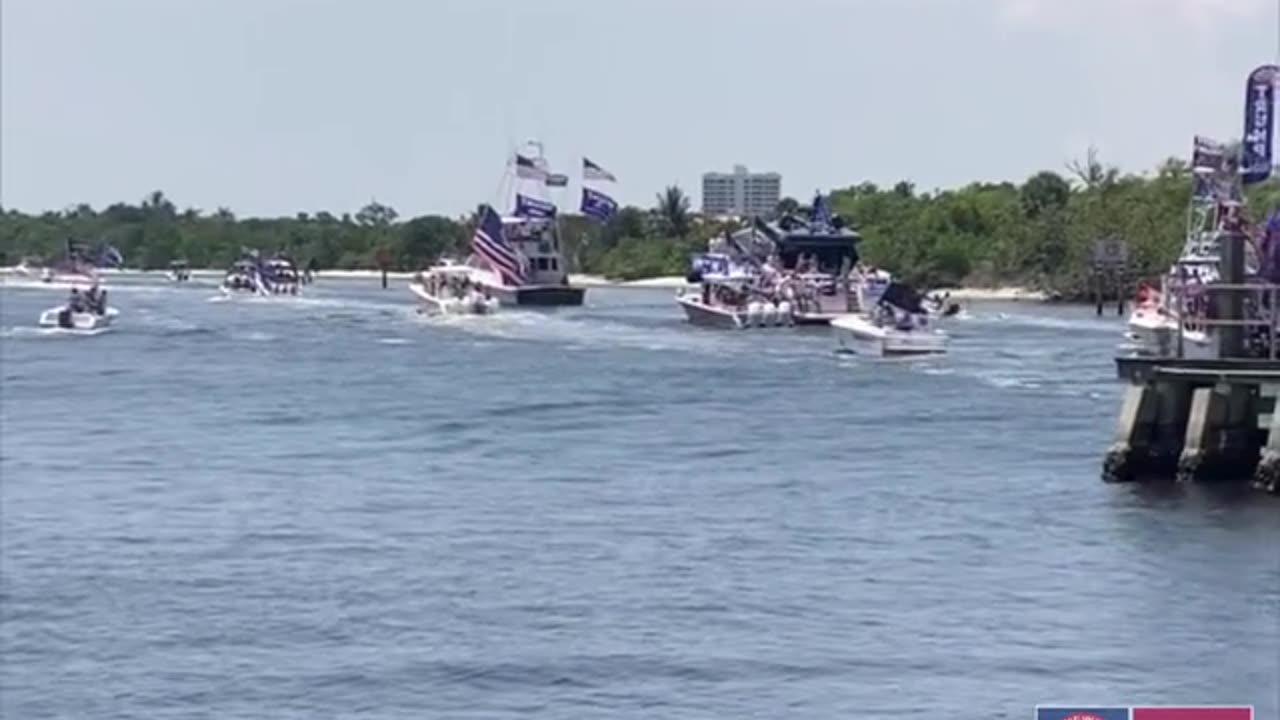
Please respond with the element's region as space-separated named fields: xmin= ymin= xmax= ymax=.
xmin=1252 ymin=384 xmax=1280 ymax=493
xmin=1106 ymin=367 xmax=1278 ymax=493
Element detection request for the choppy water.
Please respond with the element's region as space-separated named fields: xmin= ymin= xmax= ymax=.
xmin=1 ymin=273 xmax=1277 ymax=719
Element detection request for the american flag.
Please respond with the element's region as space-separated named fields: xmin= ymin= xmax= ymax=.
xmin=471 ymin=205 xmax=526 ymax=286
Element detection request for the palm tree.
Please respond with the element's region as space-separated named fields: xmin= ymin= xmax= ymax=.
xmin=655 ymin=185 xmax=691 ymax=238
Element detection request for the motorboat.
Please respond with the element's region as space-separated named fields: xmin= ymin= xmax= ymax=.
xmin=409 ymin=260 xmax=500 ymax=315
xmin=13 ymin=257 xmax=46 ymax=278
xmin=261 ymin=255 xmax=301 ymax=295
xmin=1124 ymin=136 xmax=1255 ymax=358
xmin=676 ymin=268 xmax=794 ymax=329
xmin=38 ymin=289 xmax=117 ymax=331
xmin=167 ymin=260 xmax=192 ymax=282
xmin=831 ymin=281 xmax=948 ymax=357
xmin=466 ymin=142 xmax=586 ymax=307
xmin=705 ymin=192 xmax=863 ymax=326
xmin=39 ymin=306 xmax=118 ymax=331
xmin=221 ymin=258 xmax=267 ymax=296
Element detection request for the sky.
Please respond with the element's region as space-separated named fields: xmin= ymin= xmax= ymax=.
xmin=1 ymin=0 xmax=1276 ymax=218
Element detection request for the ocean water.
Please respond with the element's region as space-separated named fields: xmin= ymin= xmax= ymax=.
xmin=1 ymin=273 xmax=1277 ymax=719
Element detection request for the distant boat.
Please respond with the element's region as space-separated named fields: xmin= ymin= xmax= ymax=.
xmin=466 ymin=141 xmax=586 ymax=307
xmin=220 ymin=251 xmax=301 ymax=297
xmin=38 ymin=239 xmax=123 ymax=286
xmin=409 ymin=259 xmax=499 ymax=315
xmin=167 ymin=260 xmax=191 ymax=282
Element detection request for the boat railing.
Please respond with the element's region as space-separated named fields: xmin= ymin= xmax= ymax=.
xmin=1169 ymin=275 xmax=1280 ymax=360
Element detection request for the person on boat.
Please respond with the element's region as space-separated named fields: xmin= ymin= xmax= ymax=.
xmin=68 ymin=288 xmax=86 ymax=313
xmin=83 ymin=284 xmax=101 ymax=312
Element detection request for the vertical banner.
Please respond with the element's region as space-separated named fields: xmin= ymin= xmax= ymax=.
xmin=1241 ymin=64 xmax=1277 ymax=185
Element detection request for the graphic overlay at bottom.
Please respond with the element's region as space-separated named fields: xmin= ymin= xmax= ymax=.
xmin=1037 ymin=707 xmax=1253 ymax=720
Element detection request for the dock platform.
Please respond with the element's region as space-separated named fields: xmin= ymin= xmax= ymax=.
xmin=1105 ymin=241 xmax=1280 ymax=495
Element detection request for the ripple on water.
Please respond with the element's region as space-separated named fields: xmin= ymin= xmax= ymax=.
xmin=0 ymin=279 xmax=1275 ymax=719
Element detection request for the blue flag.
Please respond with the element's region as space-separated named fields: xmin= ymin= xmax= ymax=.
xmin=580 ymin=187 xmax=617 ymax=223
xmin=515 ymin=193 xmax=557 ymax=220
xmin=1242 ymin=64 xmax=1277 ymax=185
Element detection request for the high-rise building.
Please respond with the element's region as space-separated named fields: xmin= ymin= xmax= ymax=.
xmin=700 ymin=165 xmax=782 ymax=217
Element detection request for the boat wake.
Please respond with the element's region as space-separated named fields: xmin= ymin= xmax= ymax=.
xmin=420 ymin=309 xmax=817 ymax=359
xmin=1 ymin=325 xmax=112 ymax=339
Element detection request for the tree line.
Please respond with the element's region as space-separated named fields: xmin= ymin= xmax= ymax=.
xmin=3 ymin=152 xmax=1279 ymax=298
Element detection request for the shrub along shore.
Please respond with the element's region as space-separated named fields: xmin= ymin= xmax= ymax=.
xmin=4 ymin=153 xmax=1276 ymax=301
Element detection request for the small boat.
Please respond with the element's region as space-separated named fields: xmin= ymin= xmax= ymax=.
xmin=38 ymin=288 xmax=117 ymax=331
xmin=676 ymin=271 xmax=794 ymax=329
xmin=39 ymin=306 xmax=118 ymax=331
xmin=13 ymin=257 xmax=46 ymax=278
xmin=831 ymin=281 xmax=948 ymax=356
xmin=409 ymin=260 xmax=500 ymax=315
xmin=167 ymin=260 xmax=191 ymax=282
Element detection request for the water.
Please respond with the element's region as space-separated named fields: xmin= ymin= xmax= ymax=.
xmin=2 ymin=274 xmax=1277 ymax=719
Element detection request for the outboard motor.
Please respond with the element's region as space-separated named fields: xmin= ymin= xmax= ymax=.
xmin=942 ymin=303 xmax=960 ymax=317
xmin=57 ymin=308 xmax=73 ymax=329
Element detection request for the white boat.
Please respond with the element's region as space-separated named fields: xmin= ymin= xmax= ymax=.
xmin=831 ymin=280 xmax=948 ymax=356
xmin=696 ymin=193 xmax=863 ymax=326
xmin=167 ymin=260 xmax=192 ymax=282
xmin=409 ymin=260 xmax=499 ymax=315
xmin=676 ymin=272 xmax=794 ymax=329
xmin=1125 ymin=289 xmax=1217 ymax=359
xmin=831 ymin=312 xmax=948 ymax=357
xmin=221 ymin=258 xmax=268 ymax=296
xmin=39 ymin=298 xmax=119 ymax=330
xmin=465 ymin=142 xmax=586 ymax=307
xmin=261 ymin=255 xmax=301 ymax=295
xmin=1124 ymin=136 xmax=1258 ymax=357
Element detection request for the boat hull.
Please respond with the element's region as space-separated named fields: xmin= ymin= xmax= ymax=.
xmin=1125 ymin=309 xmax=1216 ymax=359
xmin=676 ymin=293 xmax=794 ymax=329
xmin=487 ymin=283 xmax=585 ymax=307
xmin=39 ymin=306 xmax=117 ymax=331
xmin=831 ymin=313 xmax=947 ymax=357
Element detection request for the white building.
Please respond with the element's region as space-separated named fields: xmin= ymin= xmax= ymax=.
xmin=701 ymin=165 xmax=782 ymax=218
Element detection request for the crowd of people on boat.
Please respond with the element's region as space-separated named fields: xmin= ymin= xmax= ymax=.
xmin=415 ymin=270 xmax=492 ymax=302
xmin=65 ymin=284 xmax=109 ymax=315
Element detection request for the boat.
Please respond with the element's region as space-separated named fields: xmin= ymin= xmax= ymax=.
xmin=710 ymin=192 xmax=862 ymax=325
xmin=167 ymin=260 xmax=191 ymax=282
xmin=1122 ymin=136 xmax=1250 ymax=358
xmin=13 ymin=256 xmax=46 ymax=278
xmin=221 ymin=257 xmax=267 ymax=296
xmin=468 ymin=216 xmax=584 ymax=306
xmin=466 ymin=141 xmax=587 ymax=307
xmin=675 ymin=255 xmax=794 ymax=329
xmin=35 ymin=239 xmax=123 ymax=286
xmin=38 ymin=288 xmax=117 ymax=331
xmin=831 ymin=280 xmax=948 ymax=356
xmin=219 ymin=252 xmax=301 ymax=296
xmin=261 ymin=254 xmax=302 ymax=295
xmin=409 ymin=259 xmax=500 ymax=315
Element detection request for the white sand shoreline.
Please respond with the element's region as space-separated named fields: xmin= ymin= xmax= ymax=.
xmin=0 ymin=266 xmax=1049 ymax=300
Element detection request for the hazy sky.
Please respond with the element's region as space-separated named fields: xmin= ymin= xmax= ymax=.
xmin=1 ymin=0 xmax=1275 ymax=218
